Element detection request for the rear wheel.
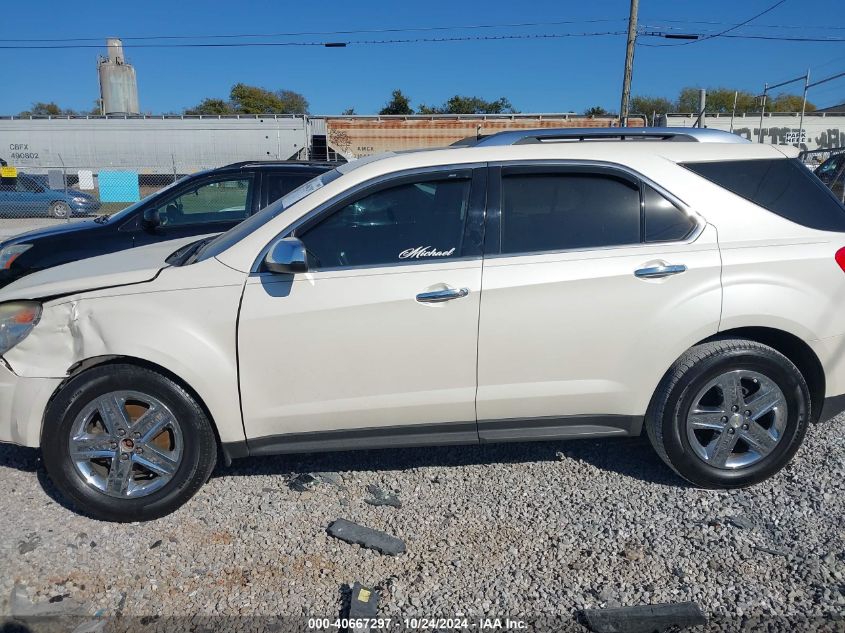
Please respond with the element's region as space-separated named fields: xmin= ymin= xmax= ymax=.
xmin=48 ymin=201 xmax=70 ymax=219
xmin=646 ymin=339 xmax=810 ymax=488
xmin=41 ymin=364 xmax=217 ymax=521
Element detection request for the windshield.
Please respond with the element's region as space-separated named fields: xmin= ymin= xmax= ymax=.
xmin=195 ymin=168 xmax=344 ymax=262
xmin=95 ymin=175 xmax=190 ymax=223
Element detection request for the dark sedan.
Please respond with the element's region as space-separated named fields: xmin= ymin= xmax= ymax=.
xmin=0 ymin=161 xmax=335 ymax=287
xmin=815 ymin=152 xmax=845 ymax=202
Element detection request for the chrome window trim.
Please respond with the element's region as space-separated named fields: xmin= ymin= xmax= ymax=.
xmin=250 ymin=162 xmax=487 ymax=274
xmin=486 ymin=159 xmax=705 ymax=259
xmin=249 ymin=254 xmax=482 ymax=278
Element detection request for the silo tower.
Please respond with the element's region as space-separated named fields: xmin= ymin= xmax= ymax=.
xmin=97 ymin=38 xmax=140 ymax=115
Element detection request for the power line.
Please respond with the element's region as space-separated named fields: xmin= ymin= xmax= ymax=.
xmin=640 ymin=31 xmax=845 ymax=45
xmin=5 ymin=26 xmax=840 ymax=52
xmin=0 ymin=31 xmax=628 ymax=50
xmin=643 ymin=18 xmax=845 ymax=31
xmin=640 ymin=0 xmax=788 ymax=47
xmin=722 ymin=33 xmax=845 ymax=42
xmin=757 ymin=51 xmax=845 ymax=88
xmin=0 ymin=18 xmax=625 ymax=43
xmin=5 ymin=14 xmax=842 ymax=45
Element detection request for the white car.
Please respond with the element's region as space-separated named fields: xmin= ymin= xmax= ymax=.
xmin=1 ymin=128 xmax=844 ymax=522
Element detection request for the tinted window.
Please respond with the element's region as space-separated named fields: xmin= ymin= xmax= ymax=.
xmin=17 ymin=176 xmax=42 ymax=193
xmin=153 ymin=177 xmax=252 ymax=227
xmin=196 ymin=169 xmax=344 ymax=263
xmin=299 ymin=176 xmax=471 ymax=268
xmin=684 ymin=158 xmax=845 ymax=232
xmin=816 ymin=156 xmax=843 ymax=176
xmin=644 ymin=184 xmax=697 ymax=242
xmin=265 ymin=173 xmax=318 ymax=207
xmin=500 ymin=172 xmax=640 ymax=254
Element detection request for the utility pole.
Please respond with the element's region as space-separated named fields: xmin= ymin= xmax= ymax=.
xmin=798 ymin=69 xmax=810 ymax=149
xmin=619 ymin=0 xmax=639 ymax=127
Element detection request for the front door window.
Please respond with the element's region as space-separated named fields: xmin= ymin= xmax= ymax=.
xmin=153 ymin=178 xmax=252 ymax=227
xmin=298 ymin=176 xmax=471 ymax=269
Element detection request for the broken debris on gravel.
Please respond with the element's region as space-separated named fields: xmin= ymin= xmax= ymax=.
xmin=288 ymin=471 xmax=341 ymax=492
xmin=581 ymin=601 xmax=706 ymax=633
xmin=364 ymin=484 xmax=402 ymax=508
xmin=327 ymin=518 xmax=406 ymax=555
xmin=347 ymin=581 xmax=380 ymax=632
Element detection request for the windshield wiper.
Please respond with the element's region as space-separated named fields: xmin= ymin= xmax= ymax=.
xmin=165 ymin=237 xmax=214 ymax=267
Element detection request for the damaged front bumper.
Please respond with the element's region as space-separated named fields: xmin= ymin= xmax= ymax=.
xmin=0 ymin=359 xmax=61 ymax=447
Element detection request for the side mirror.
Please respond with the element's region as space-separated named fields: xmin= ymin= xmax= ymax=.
xmin=263 ymin=237 xmax=311 ymax=274
xmin=141 ymin=207 xmax=160 ymax=230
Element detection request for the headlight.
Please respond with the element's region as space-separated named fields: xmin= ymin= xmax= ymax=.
xmin=0 ymin=302 xmax=41 ymax=355
xmin=0 ymin=244 xmax=32 ymax=269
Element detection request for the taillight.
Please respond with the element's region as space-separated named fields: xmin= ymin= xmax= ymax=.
xmin=837 ymin=247 xmax=845 ymax=273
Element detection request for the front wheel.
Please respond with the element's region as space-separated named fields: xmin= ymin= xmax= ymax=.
xmin=41 ymin=364 xmax=217 ymax=521
xmin=646 ymin=339 xmax=810 ymax=488
xmin=48 ymin=201 xmax=71 ymax=219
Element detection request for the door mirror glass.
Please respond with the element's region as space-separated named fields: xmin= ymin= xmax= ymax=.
xmin=263 ymin=237 xmax=311 ymax=274
xmin=141 ymin=207 xmax=161 ymax=229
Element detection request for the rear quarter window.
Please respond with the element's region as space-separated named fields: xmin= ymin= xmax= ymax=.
xmin=683 ymin=158 xmax=845 ymax=232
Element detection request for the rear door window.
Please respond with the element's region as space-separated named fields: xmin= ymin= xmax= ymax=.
xmin=683 ymin=158 xmax=845 ymax=232
xmin=264 ymin=172 xmax=320 ymax=208
xmin=499 ymin=172 xmax=641 ymax=254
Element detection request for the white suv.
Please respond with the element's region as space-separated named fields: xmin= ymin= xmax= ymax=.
xmin=1 ymin=128 xmax=844 ymax=521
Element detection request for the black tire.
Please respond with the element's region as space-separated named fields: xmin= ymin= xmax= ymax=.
xmin=646 ymin=339 xmax=810 ymax=488
xmin=48 ymin=201 xmax=71 ymax=219
xmin=41 ymin=364 xmax=217 ymax=522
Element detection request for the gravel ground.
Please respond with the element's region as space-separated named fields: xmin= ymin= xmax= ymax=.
xmin=1 ymin=414 xmax=843 ymax=631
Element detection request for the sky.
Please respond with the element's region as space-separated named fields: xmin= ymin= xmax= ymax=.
xmin=1 ymin=0 xmax=844 ymax=116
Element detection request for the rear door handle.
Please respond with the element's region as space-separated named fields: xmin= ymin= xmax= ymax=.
xmin=634 ymin=264 xmax=687 ymax=279
xmin=416 ymin=287 xmax=470 ymax=303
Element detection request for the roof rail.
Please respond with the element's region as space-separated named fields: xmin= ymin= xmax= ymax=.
xmin=455 ymin=127 xmax=749 ymax=147
xmin=220 ymin=159 xmax=342 ymax=169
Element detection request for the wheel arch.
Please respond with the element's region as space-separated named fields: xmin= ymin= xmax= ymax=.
xmin=51 ymin=354 xmax=238 ymax=466
xmin=700 ymin=327 xmax=825 ymax=423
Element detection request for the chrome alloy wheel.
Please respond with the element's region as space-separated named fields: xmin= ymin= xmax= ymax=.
xmin=685 ymin=370 xmax=787 ymax=469
xmin=69 ymin=391 xmax=184 ymax=498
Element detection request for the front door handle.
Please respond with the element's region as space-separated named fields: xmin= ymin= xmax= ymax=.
xmin=416 ymin=287 xmax=470 ymax=303
xmin=634 ymin=264 xmax=687 ymax=279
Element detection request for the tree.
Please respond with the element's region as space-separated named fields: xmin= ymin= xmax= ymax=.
xmin=273 ymin=89 xmax=309 ymax=114
xmin=418 ymin=95 xmax=517 ymax=115
xmin=379 ymin=89 xmax=414 ymax=115
xmin=676 ymin=86 xmax=814 ymax=114
xmin=19 ymin=101 xmax=65 ymax=116
xmin=341 ymin=107 xmax=356 ymax=115
xmin=229 ymin=83 xmax=309 ymax=114
xmin=770 ymin=93 xmax=816 ymax=112
xmin=584 ymin=106 xmax=609 ymax=117
xmin=677 ymin=87 xmax=758 ymax=114
xmin=630 ymin=95 xmax=675 ymax=124
xmin=183 ymin=84 xmax=309 ymax=115
xmin=85 ymin=100 xmax=103 ymax=115
xmin=185 ymin=98 xmax=234 ymax=116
